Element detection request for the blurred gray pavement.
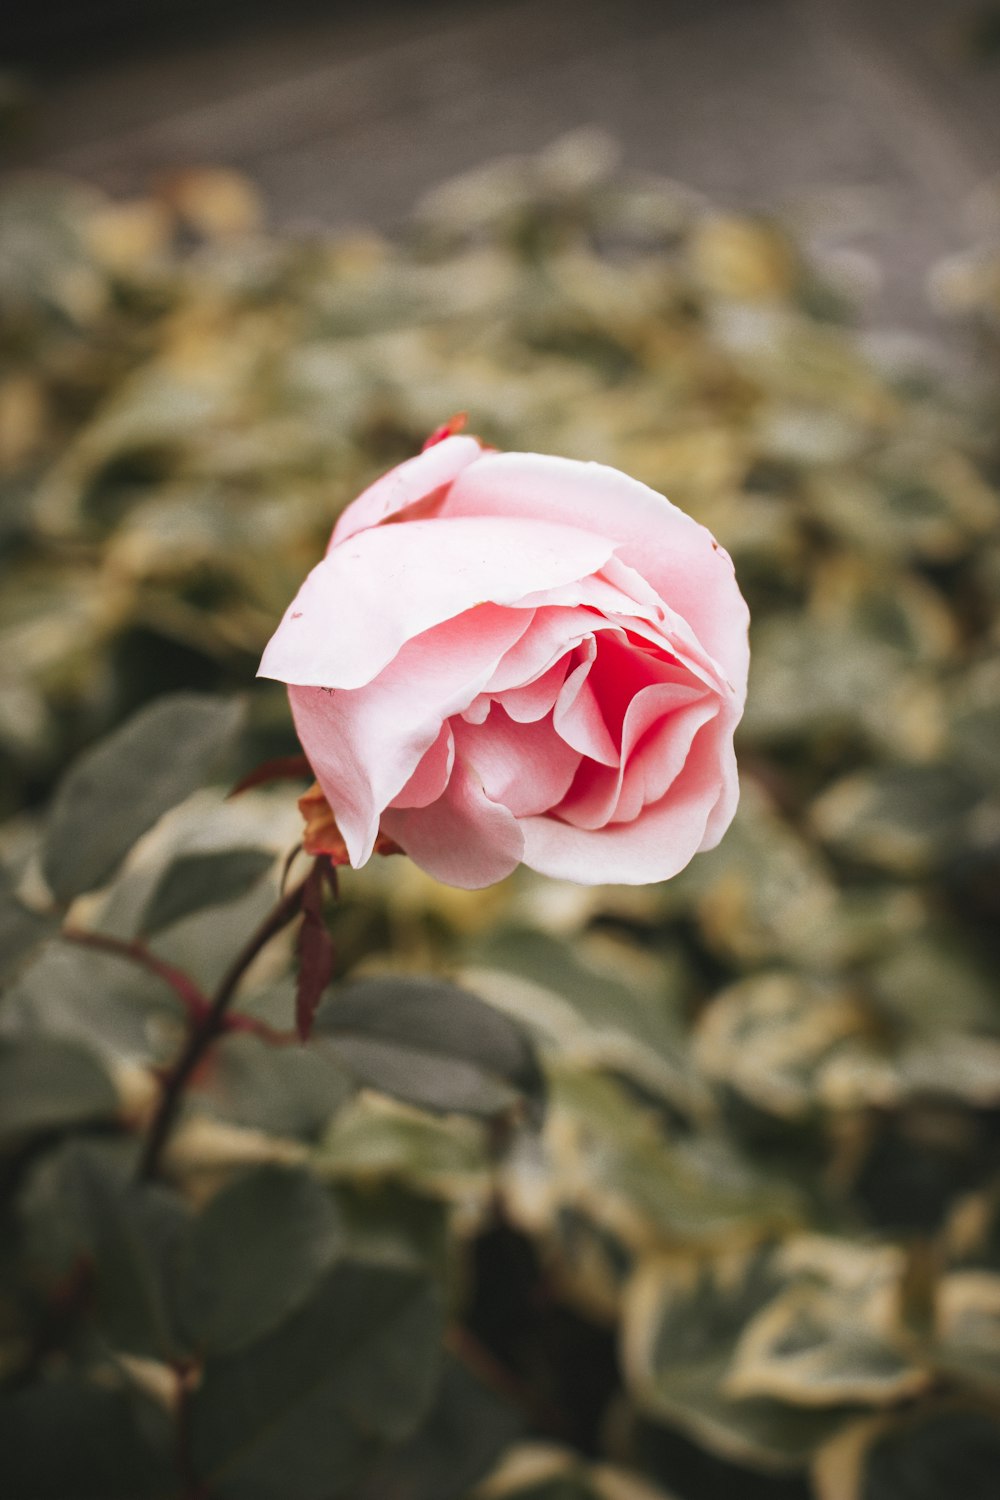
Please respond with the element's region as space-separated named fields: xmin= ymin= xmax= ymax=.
xmin=4 ymin=0 xmax=998 ymax=331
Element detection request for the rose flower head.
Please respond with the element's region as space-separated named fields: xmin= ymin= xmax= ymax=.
xmin=259 ymin=428 xmax=749 ymax=889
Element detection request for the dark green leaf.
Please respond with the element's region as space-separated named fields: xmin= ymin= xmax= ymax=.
xmin=0 ymin=1377 xmax=176 ymax=1500
xmin=176 ymin=1164 xmax=344 ymax=1355
xmin=43 ymin=692 xmax=245 ymax=903
xmin=465 ymin=925 xmax=702 ymax=1113
xmin=190 ymin=1262 xmax=444 ymax=1500
xmin=0 ymin=868 xmax=56 ymax=985
xmin=139 ymin=845 xmax=273 ymax=934
xmin=2 ymin=940 xmax=184 ymax=1066
xmin=625 ymin=1248 xmax=858 ymax=1468
xmin=200 ymin=1030 xmax=355 ymax=1138
xmin=0 ymin=1037 xmax=117 ymax=1140
xmin=314 ymin=976 xmax=544 ymax=1120
xmin=352 ymin=1354 xmax=523 ymax=1500
xmin=860 ymin=1409 xmax=1000 ymax=1500
xmin=333 ymin=1182 xmax=450 ymax=1281
xmin=17 ymin=1141 xmax=187 ymax=1359
xmin=811 ymin=764 xmax=982 ymax=877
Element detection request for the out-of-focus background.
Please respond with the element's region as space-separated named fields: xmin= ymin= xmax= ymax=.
xmin=2 ymin=5 xmax=1000 ymax=1500
xmin=4 ymin=0 xmax=1000 ymax=332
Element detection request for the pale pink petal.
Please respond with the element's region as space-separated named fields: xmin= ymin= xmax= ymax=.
xmin=258 ymin=516 xmax=614 ymax=690
xmin=497 ymin=656 xmax=570 ymax=722
xmin=515 ymin=560 xmax=732 ymax=701
xmin=454 ymin=706 xmax=581 ymax=818
xmin=557 ymin=681 xmax=716 ymax=829
xmin=460 ymin=695 xmax=493 ymax=726
xmin=381 ymin=757 xmax=524 ymax=889
xmin=520 ymin=725 xmax=729 ymax=885
xmin=516 ymin=562 xmax=660 ymax=620
xmin=612 ymin=696 xmax=718 ymax=823
xmin=697 ymin=726 xmax=741 ymax=851
xmin=391 ymin=722 xmax=455 ymax=809
xmin=330 ymin=435 xmax=483 ymax=547
xmin=553 ymin=644 xmax=619 ymax=767
xmin=484 ymin=606 xmax=611 ymax=695
xmin=288 ymin=606 xmax=529 ymax=865
xmin=444 ymin=452 xmax=750 ymax=703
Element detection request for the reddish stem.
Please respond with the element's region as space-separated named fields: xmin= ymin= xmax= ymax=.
xmin=135 ymin=873 xmax=309 ymax=1182
xmin=62 ymin=928 xmax=211 ymax=1021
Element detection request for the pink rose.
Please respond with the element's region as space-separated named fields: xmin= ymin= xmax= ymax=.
xmin=259 ymin=432 xmax=749 ymax=888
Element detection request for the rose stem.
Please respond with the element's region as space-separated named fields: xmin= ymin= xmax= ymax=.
xmin=136 ymin=873 xmax=309 ymax=1183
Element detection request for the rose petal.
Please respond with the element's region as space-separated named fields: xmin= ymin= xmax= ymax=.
xmin=288 ymin=605 xmax=529 ymax=865
xmin=553 ymin=641 xmax=619 ymax=767
xmin=497 ymin=656 xmax=570 ymax=722
xmin=330 ymin=434 xmax=483 ymax=546
xmin=520 ymin=722 xmax=731 ymax=885
xmin=444 ymin=451 xmax=750 ymax=703
xmin=697 ymin=729 xmax=741 ymax=851
xmin=515 ymin=559 xmax=730 ymax=700
xmin=454 ymin=706 xmax=581 ymax=818
xmin=484 ymin=606 xmax=610 ymax=695
xmin=259 ymin=516 xmax=616 ymax=690
xmin=557 ymin=683 xmax=717 ymax=829
xmin=391 ymin=722 xmax=455 ymax=809
xmin=381 ymin=756 xmax=524 ymax=889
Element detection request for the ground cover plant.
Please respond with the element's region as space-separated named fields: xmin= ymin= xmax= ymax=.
xmin=2 ymin=135 xmax=1000 ymax=1499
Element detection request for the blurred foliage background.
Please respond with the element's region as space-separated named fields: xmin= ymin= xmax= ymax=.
xmin=2 ymin=117 xmax=1000 ymax=1500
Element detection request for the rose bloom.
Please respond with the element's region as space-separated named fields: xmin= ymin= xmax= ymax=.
xmin=259 ymin=431 xmax=749 ymax=889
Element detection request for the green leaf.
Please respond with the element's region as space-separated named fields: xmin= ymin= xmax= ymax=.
xmin=17 ymin=1141 xmax=187 ymax=1359
xmin=545 ymin=1069 xmax=802 ymax=1249
xmin=662 ymin=781 xmax=848 ymax=970
xmin=810 ymin=764 xmax=982 ymax=877
xmin=318 ymin=1092 xmax=490 ymax=1196
xmin=0 ymin=868 xmax=56 ymax=985
xmin=694 ymin=972 xmax=870 ymax=1120
xmin=43 ymin=692 xmax=245 ymax=903
xmin=623 ymin=1247 xmax=858 ymax=1469
xmin=0 ymin=1376 xmax=176 ymax=1500
xmin=463 ymin=926 xmax=704 ymax=1115
xmin=465 ymin=1445 xmax=676 ymax=1498
xmin=1 ymin=940 xmax=184 ymax=1066
xmin=199 ymin=1030 xmax=355 ymax=1138
xmin=725 ymin=1240 xmax=928 ymax=1407
xmin=839 ymin=1409 xmax=1000 ymax=1500
xmin=934 ymin=1272 xmax=1000 ymax=1395
xmin=0 ymin=1037 xmax=117 ymax=1140
xmin=313 ymin=975 xmax=544 ymax=1120
xmin=351 ymin=1355 xmax=523 ymax=1500
xmin=742 ymin=614 xmax=894 ymax=744
xmin=190 ymin=1261 xmax=444 ymax=1500
xmin=175 ymin=1164 xmax=345 ymax=1356
xmin=139 ymin=845 xmax=273 ymax=934
xmin=332 ymin=1181 xmax=450 ymax=1280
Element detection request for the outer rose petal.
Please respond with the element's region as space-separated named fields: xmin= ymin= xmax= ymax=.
xmin=697 ymin=727 xmax=741 ymax=851
xmin=329 ymin=434 xmax=483 ymax=546
xmin=288 ymin=606 xmax=530 ymax=865
xmin=519 ymin=722 xmax=729 ymax=885
xmin=443 ymin=451 xmax=750 ymax=705
xmin=381 ymin=757 xmax=524 ymax=889
xmin=258 ymin=515 xmax=615 ymax=690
